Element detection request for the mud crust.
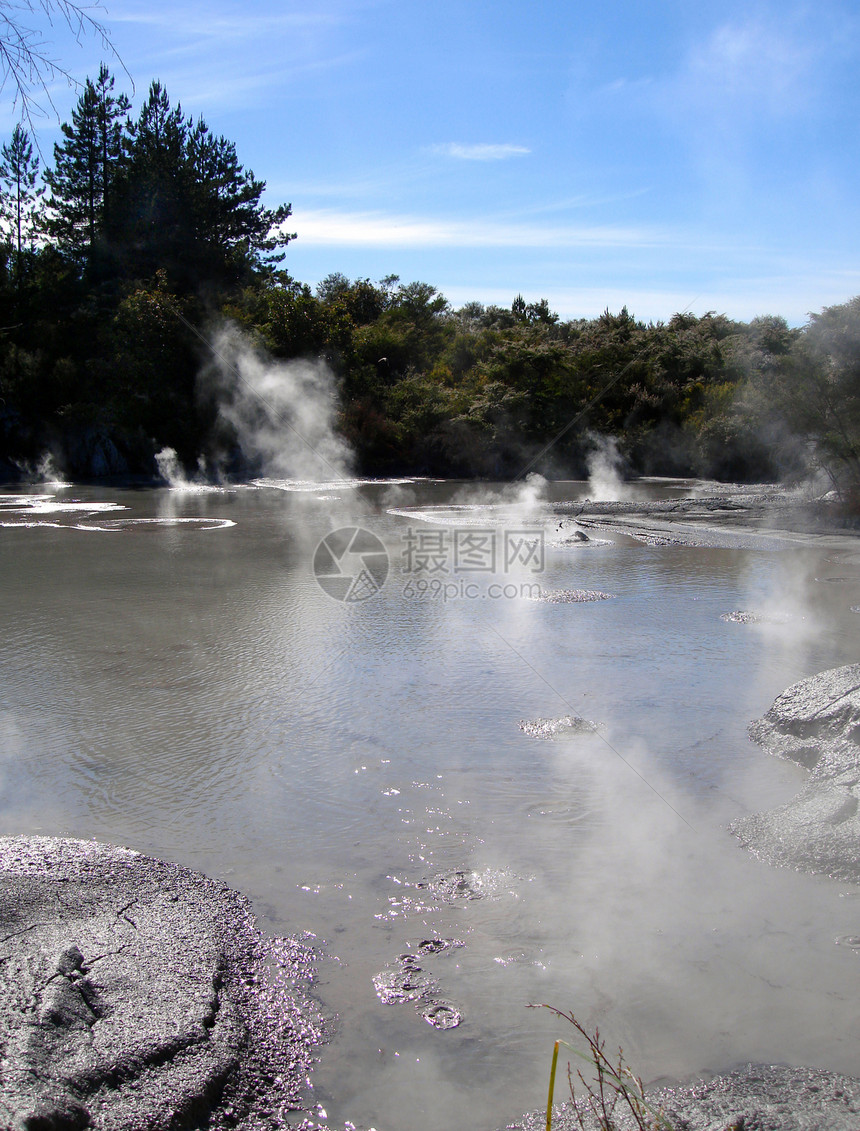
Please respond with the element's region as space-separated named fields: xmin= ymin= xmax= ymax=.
xmin=0 ymin=836 xmax=325 ymax=1131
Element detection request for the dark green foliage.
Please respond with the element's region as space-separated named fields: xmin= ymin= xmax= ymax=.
xmin=106 ymin=81 xmax=294 ymax=293
xmin=741 ymin=300 xmax=860 ymax=497
xmin=44 ymin=71 xmax=293 ymax=296
xmin=44 ymin=64 xmax=129 ymax=269
xmin=0 ymin=68 xmax=858 ymax=487
xmin=0 ymin=124 xmax=44 ymax=268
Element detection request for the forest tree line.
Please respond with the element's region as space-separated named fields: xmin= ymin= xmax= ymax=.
xmin=1 ymin=67 xmax=858 ymax=500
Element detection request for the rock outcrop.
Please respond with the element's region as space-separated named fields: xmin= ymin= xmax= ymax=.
xmin=508 ymin=1063 xmax=860 ymax=1131
xmin=730 ymin=663 xmax=860 ymax=881
xmin=0 ymin=836 xmax=323 ymax=1130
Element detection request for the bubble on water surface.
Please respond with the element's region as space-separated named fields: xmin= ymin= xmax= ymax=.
xmin=374 ymin=939 xmax=465 ymax=1029
xmin=421 ymin=1001 xmax=461 ymax=1030
xmin=377 ymin=867 xmax=518 ymax=921
xmin=525 ymin=799 xmax=599 ymax=827
xmin=373 ymin=965 xmax=434 ymax=1005
xmin=493 ymin=948 xmax=548 ymax=970
xmin=426 ymin=870 xmax=485 ymax=901
xmin=720 ymin=609 xmax=798 ymax=625
xmin=519 ymin=715 xmax=598 ymax=739
xmin=528 ymin=588 xmax=613 ymax=603
xmin=414 ymin=937 xmax=464 ymax=956
xmin=423 ymin=867 xmax=519 ymax=904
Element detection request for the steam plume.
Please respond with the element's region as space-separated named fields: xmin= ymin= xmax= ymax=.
xmin=585 ymin=435 xmax=633 ymax=501
xmin=203 ymin=324 xmax=353 ymax=482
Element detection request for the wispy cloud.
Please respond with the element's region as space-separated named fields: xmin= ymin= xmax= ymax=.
xmin=432 ymin=142 xmax=531 ymax=161
xmin=292 ymin=208 xmax=664 ymax=249
xmin=151 ymin=50 xmax=365 ymax=112
xmin=97 ymin=1 xmax=363 ymax=111
xmin=684 ymin=16 xmax=816 ymax=116
xmin=108 ymin=5 xmax=343 ymax=40
xmin=625 ymin=7 xmax=857 ymax=205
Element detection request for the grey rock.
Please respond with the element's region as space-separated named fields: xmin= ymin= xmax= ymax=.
xmin=0 ymin=836 xmax=324 ymax=1130
xmin=505 ymin=1063 xmax=860 ymax=1131
xmin=652 ymin=1063 xmax=860 ymax=1131
xmin=730 ymin=664 xmax=860 ymax=881
xmin=732 ymin=781 xmax=860 ymax=881
xmin=746 ymin=662 xmax=860 ymax=777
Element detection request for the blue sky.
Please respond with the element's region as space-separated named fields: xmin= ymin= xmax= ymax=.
xmin=9 ymin=0 xmax=860 ymax=324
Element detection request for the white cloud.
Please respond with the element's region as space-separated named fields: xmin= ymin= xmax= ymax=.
xmin=291 ymin=208 xmax=664 ymax=250
xmin=108 ymin=5 xmax=342 ymax=40
xmin=685 ymin=17 xmax=815 ymax=116
xmin=433 ymin=143 xmax=531 ymax=161
xmin=152 ymin=50 xmax=364 ymax=111
xmin=95 ymin=1 xmax=363 ymax=112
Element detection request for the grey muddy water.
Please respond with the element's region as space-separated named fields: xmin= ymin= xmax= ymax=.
xmin=1 ymin=477 xmax=860 ymax=1130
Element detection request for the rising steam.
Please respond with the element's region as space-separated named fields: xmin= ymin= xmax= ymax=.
xmin=585 ymin=434 xmax=633 ymax=501
xmin=15 ymin=452 xmax=69 ymax=488
xmin=203 ymin=324 xmax=353 ymax=482
xmin=154 ymin=447 xmax=209 ymax=490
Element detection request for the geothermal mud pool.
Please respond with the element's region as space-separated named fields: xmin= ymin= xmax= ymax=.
xmin=1 ymin=477 xmax=859 ymax=1130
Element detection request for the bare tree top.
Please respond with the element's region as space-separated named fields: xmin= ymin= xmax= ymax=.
xmin=0 ymin=0 xmax=125 ymax=130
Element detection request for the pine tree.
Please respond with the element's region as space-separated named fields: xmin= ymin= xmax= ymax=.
xmin=186 ymin=118 xmax=294 ymax=279
xmin=92 ymin=64 xmax=131 ymax=235
xmin=44 ymin=64 xmax=130 ymax=267
xmin=0 ymin=123 xmax=44 ymax=287
xmin=44 ymin=74 xmax=294 ymax=293
xmin=108 ymin=80 xmax=190 ymax=282
xmin=110 ymin=81 xmax=294 ymax=292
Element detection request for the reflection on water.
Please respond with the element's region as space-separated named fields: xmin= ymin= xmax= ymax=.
xmin=1 ymin=480 xmax=860 ymax=1131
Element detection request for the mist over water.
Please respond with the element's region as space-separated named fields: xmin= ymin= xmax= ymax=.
xmin=204 ymin=322 xmax=353 ymax=483
xmin=7 ymin=451 xmax=71 ymax=488
xmin=585 ymin=434 xmax=634 ymax=501
xmin=154 ymin=446 xmax=222 ymax=492
xmin=1 ymin=479 xmax=859 ymax=1130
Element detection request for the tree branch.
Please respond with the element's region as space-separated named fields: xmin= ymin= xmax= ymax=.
xmin=0 ymin=0 xmax=128 ymax=134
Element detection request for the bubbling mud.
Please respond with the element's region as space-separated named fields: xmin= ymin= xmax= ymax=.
xmin=720 ymin=609 xmax=798 ymax=625
xmin=528 ymin=588 xmax=613 ymax=603
xmin=373 ymin=938 xmax=466 ymax=1029
xmin=518 ymin=715 xmax=599 ymax=738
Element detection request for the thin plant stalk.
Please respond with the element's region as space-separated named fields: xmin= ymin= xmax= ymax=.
xmin=531 ymin=1004 xmax=674 ymax=1131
